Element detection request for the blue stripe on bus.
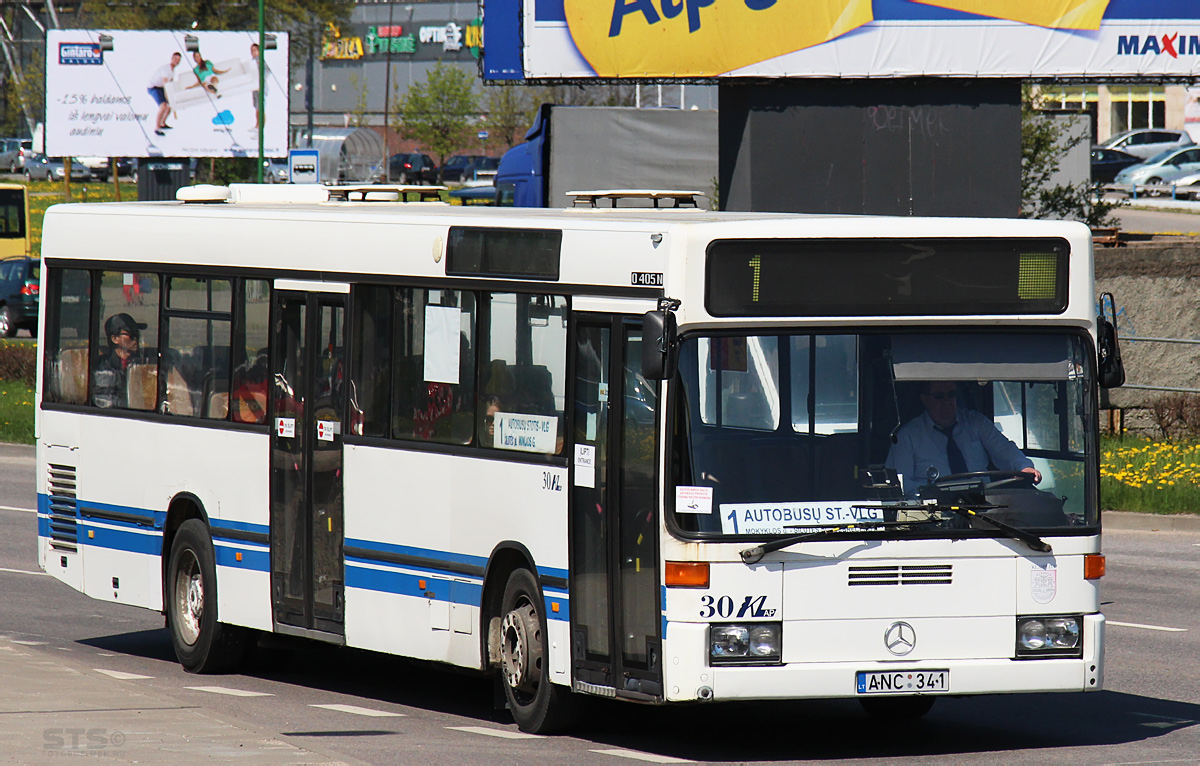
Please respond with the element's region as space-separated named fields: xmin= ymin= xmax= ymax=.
xmin=37 ymin=494 xmax=571 ymax=601
xmin=213 ymin=541 xmax=270 ymax=571
xmin=82 ymin=523 xmax=162 ymax=556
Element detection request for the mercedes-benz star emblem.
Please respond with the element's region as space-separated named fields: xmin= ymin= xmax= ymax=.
xmin=884 ymin=621 xmax=916 ymax=656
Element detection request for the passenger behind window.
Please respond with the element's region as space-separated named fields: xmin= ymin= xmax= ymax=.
xmin=231 ymin=348 xmax=269 ymax=424
xmin=481 ymin=395 xmax=502 ymax=448
xmin=92 ymin=313 xmax=146 ymax=408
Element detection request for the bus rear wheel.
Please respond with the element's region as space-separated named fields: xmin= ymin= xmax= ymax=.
xmin=166 ymin=519 xmax=249 ymax=673
xmin=499 ymin=568 xmax=575 ymax=733
xmin=859 ymin=695 xmax=937 ymax=720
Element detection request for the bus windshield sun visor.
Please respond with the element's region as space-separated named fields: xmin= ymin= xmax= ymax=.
xmin=890 ymin=334 xmax=1074 ymax=382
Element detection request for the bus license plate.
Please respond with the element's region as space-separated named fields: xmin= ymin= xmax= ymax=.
xmin=856 ymin=670 xmax=949 ymax=695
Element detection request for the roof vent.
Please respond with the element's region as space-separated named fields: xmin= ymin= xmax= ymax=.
xmin=228 ymin=184 xmax=330 ymax=204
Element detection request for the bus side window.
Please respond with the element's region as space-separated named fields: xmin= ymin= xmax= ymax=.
xmin=163 ymin=277 xmax=232 ymax=419
xmin=349 ymin=284 xmax=393 ymax=437
xmin=231 ymin=279 xmax=270 ymax=425
xmin=481 ymin=293 xmax=567 ymax=455
xmin=45 ymin=268 xmax=92 ymax=405
xmin=390 ymin=287 xmax=476 ymax=445
xmin=92 ymin=271 xmax=160 ymax=411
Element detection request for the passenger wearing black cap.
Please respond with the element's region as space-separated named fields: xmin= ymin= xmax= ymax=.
xmin=92 ymin=313 xmax=147 ymax=408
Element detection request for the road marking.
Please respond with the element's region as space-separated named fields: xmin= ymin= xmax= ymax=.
xmin=0 ymin=505 xmax=35 ymax=514
xmin=446 ymin=725 xmax=541 ymax=739
xmin=591 ymin=749 xmax=693 ymax=763
xmin=9 ymin=639 xmax=46 ymax=646
xmin=95 ymin=669 xmax=153 ymax=680
xmin=1108 ymin=621 xmax=1188 ymax=632
xmin=309 ymin=704 xmax=404 ymax=717
xmin=0 ymin=566 xmax=47 ymax=576
xmin=185 ymin=686 xmax=273 ymax=697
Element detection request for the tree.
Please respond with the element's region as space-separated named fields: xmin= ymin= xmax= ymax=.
xmin=482 ymin=86 xmax=538 ymax=152
xmin=1021 ymin=85 xmax=1124 ymax=228
xmin=392 ymin=63 xmax=480 ymax=181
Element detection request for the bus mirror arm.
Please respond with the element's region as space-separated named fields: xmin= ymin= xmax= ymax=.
xmin=642 ymin=298 xmax=681 ymax=381
xmin=1096 ymin=292 xmax=1125 ymax=389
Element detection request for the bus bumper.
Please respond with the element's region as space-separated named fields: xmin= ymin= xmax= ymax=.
xmin=663 ymin=613 xmax=1104 ymax=702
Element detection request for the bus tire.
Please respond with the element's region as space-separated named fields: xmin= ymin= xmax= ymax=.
xmin=166 ymin=519 xmax=249 ymax=674
xmin=499 ymin=568 xmax=576 ymax=733
xmin=859 ymin=695 xmax=937 ymax=720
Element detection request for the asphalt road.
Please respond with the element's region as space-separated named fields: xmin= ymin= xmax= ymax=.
xmin=1112 ymin=200 xmax=1200 ymax=235
xmin=2 ymin=443 xmax=1200 ymax=764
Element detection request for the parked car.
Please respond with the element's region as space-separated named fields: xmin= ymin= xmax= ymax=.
xmin=1114 ymin=146 xmax=1200 ymax=192
xmin=441 ymin=155 xmax=501 ymax=183
xmin=0 ymin=139 xmax=29 ymax=173
xmin=257 ymin=158 xmax=289 ymax=183
xmin=1091 ymin=147 xmax=1142 ymax=184
xmin=24 ymin=154 xmax=92 ymax=182
xmin=386 ymin=152 xmax=437 ymax=184
xmin=1169 ymin=171 xmax=1200 ymax=200
xmin=16 ymin=140 xmax=32 ymax=171
xmin=0 ymin=256 xmax=38 ymax=337
xmin=92 ymin=157 xmax=136 ymax=182
xmin=1100 ymin=128 xmax=1194 ymax=160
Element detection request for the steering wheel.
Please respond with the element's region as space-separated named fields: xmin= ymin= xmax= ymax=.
xmin=935 ymin=470 xmax=1036 ymax=491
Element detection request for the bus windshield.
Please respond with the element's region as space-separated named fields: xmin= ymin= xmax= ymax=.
xmin=671 ymin=331 xmax=1095 ymax=538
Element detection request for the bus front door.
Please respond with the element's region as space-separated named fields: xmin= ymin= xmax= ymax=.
xmin=269 ymin=287 xmax=347 ymax=640
xmin=570 ymin=317 xmax=663 ymax=699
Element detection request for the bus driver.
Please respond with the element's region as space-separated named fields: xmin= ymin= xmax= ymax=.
xmin=885 ymin=380 xmax=1041 ymax=495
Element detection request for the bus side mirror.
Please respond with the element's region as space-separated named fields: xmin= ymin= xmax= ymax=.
xmin=1096 ymin=292 xmax=1125 ymax=389
xmin=1097 ymin=318 xmax=1125 ymax=388
xmin=642 ymin=306 xmax=678 ymax=381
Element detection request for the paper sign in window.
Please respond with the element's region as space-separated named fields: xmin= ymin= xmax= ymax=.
xmin=675 ymin=486 xmax=713 ymax=514
xmin=423 ymin=305 xmax=461 ymax=385
xmin=496 ymin=412 xmax=558 ymax=454
xmin=574 ymin=444 xmax=596 ymax=488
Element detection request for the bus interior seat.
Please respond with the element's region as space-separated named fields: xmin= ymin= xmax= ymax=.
xmin=165 ymin=364 xmax=194 ymax=416
xmin=125 ymin=362 xmax=158 ymax=410
xmin=208 ymin=391 xmax=229 ymax=420
xmin=53 ymin=347 xmax=89 ymax=404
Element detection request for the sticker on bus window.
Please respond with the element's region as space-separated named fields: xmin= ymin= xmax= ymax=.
xmin=718 ymin=502 xmax=883 ymax=535
xmin=574 ymin=444 xmax=596 ymax=488
xmin=675 ymin=486 xmax=713 ymax=514
xmin=495 ymin=412 xmax=558 ymax=454
xmin=423 ymin=305 xmax=461 ymax=385
xmin=275 ymin=417 xmax=295 ymax=438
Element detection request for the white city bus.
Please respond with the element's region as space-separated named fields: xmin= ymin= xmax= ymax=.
xmin=35 ymin=185 xmax=1124 ymax=732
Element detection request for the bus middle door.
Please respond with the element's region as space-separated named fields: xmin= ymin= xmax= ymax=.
xmin=269 ymin=282 xmax=348 ymax=641
xmin=570 ymin=315 xmax=663 ymax=699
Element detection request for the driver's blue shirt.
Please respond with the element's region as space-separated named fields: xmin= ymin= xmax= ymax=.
xmin=885 ymin=409 xmax=1033 ymax=495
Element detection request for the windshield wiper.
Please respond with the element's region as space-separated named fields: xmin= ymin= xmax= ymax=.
xmin=932 ymin=502 xmax=1053 ymax=554
xmin=737 ymin=500 xmax=1052 ymax=564
xmin=739 ymin=519 xmax=938 ymax=565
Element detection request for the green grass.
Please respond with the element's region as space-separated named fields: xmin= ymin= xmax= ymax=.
xmin=0 ymin=380 xmax=34 ymax=444
xmin=28 ymin=179 xmax=138 ymax=254
xmin=1101 ymin=435 xmax=1200 ymax=515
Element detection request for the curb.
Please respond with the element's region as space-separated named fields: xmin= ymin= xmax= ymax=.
xmin=1104 ymin=510 xmax=1200 ymax=533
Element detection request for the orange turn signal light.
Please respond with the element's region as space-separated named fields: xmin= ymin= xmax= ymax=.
xmin=665 ymin=561 xmax=709 ymax=588
xmin=1084 ymin=554 xmax=1106 ymax=580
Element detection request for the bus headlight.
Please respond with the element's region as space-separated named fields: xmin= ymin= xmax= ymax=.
xmin=709 ymin=623 xmax=782 ymax=665
xmin=1016 ymin=616 xmax=1082 ymax=658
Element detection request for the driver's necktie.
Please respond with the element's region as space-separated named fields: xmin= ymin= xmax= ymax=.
xmin=936 ymin=424 xmax=968 ymax=475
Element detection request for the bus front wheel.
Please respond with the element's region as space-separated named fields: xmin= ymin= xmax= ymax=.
xmin=166 ymin=519 xmax=249 ymax=673
xmin=498 ymin=568 xmax=576 ymax=733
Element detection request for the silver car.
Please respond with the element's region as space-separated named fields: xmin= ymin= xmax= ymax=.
xmin=23 ymin=154 xmax=92 ymax=182
xmin=1114 ymin=146 xmax=1200 ymax=192
xmin=1100 ymin=128 xmax=1194 ymax=160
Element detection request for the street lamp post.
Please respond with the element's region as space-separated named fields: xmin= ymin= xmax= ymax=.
xmin=381 ymin=1 xmax=395 ymax=181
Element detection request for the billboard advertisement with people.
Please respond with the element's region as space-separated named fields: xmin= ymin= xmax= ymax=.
xmin=484 ymin=0 xmax=1200 ymax=80
xmin=45 ymin=29 xmax=288 ymax=158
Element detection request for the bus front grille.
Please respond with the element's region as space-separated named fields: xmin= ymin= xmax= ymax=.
xmin=847 ymin=564 xmax=952 ymax=586
xmin=46 ymin=464 xmax=78 ymax=552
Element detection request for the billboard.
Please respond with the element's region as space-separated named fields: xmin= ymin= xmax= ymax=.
xmin=46 ymin=30 xmax=288 ymax=158
xmin=483 ymin=0 xmax=1200 ymax=80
